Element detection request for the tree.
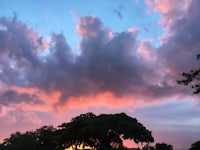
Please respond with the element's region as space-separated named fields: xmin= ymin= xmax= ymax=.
xmin=142 ymin=142 xmax=173 ymax=150
xmin=1 ymin=131 xmax=39 ymax=150
xmin=34 ymin=126 xmax=58 ymax=150
xmin=56 ymin=112 xmax=98 ymax=150
xmin=177 ymin=54 xmax=200 ymax=94
xmin=142 ymin=144 xmax=155 ymax=150
xmin=0 ymin=143 xmax=6 ymax=150
xmin=57 ymin=112 xmax=154 ymax=150
xmin=0 ymin=126 xmax=59 ymax=150
xmin=189 ymin=140 xmax=200 ymax=150
xmin=0 ymin=112 xmax=154 ymax=150
xmin=155 ymin=143 xmax=173 ymax=150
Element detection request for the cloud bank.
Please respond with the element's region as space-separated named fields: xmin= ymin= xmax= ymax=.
xmin=1 ymin=0 xmax=200 ymax=112
xmin=0 ymin=15 xmax=182 ymax=110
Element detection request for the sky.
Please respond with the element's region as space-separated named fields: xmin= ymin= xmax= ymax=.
xmin=0 ymin=0 xmax=200 ymax=149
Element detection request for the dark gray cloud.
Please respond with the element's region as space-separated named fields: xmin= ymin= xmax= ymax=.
xmin=113 ymin=4 xmax=125 ymax=20
xmin=147 ymin=0 xmax=200 ymax=98
xmin=0 ymin=90 xmax=42 ymax=106
xmin=0 ymin=16 xmax=41 ymax=87
xmin=0 ymin=17 xmax=39 ymax=64
xmin=37 ymin=16 xmax=178 ymax=105
xmin=158 ymin=0 xmax=200 ymax=74
xmin=114 ymin=9 xmax=123 ymax=19
xmin=1 ymin=0 xmax=200 ymax=107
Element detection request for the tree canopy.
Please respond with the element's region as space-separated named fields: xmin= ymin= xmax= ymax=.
xmin=57 ymin=112 xmax=154 ymax=150
xmin=142 ymin=142 xmax=173 ymax=150
xmin=189 ymin=140 xmax=200 ymax=150
xmin=177 ymin=54 xmax=200 ymax=94
xmin=0 ymin=126 xmax=59 ymax=150
xmin=0 ymin=112 xmax=154 ymax=150
xmin=155 ymin=143 xmax=173 ymax=150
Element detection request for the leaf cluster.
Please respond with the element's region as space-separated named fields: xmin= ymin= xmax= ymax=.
xmin=177 ymin=54 xmax=200 ymax=94
xmin=142 ymin=143 xmax=173 ymax=150
xmin=189 ymin=140 xmax=200 ymax=150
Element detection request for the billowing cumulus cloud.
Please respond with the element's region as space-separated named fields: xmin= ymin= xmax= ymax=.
xmin=144 ymin=0 xmax=200 ymax=99
xmin=0 ymin=0 xmax=200 ymax=115
xmin=145 ymin=0 xmax=191 ymax=28
xmin=158 ymin=0 xmax=200 ymax=77
xmin=145 ymin=0 xmax=192 ymax=44
xmin=0 ymin=13 xmax=192 ymax=113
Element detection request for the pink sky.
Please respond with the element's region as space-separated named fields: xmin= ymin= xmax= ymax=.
xmin=0 ymin=0 xmax=200 ymax=149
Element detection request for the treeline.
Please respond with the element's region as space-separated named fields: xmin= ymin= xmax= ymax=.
xmin=0 ymin=112 xmax=199 ymax=150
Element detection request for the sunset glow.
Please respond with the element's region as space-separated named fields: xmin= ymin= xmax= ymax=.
xmin=65 ymin=145 xmax=94 ymax=150
xmin=0 ymin=1 xmax=200 ymax=150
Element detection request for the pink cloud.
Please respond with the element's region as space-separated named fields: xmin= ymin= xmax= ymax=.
xmin=56 ymin=92 xmax=149 ymax=112
xmin=76 ymin=16 xmax=114 ymax=42
xmin=70 ymin=10 xmax=80 ymax=22
xmin=14 ymin=109 xmax=42 ymax=124
xmin=0 ymin=15 xmax=191 ymax=113
xmin=128 ymin=27 xmax=139 ymax=34
xmin=136 ymin=40 xmax=156 ymax=61
xmin=76 ymin=16 xmax=102 ymax=38
xmin=145 ymin=0 xmax=191 ymax=27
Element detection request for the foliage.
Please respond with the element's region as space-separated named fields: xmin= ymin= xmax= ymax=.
xmin=142 ymin=142 xmax=173 ymax=150
xmin=34 ymin=126 xmax=58 ymax=150
xmin=57 ymin=112 xmax=154 ymax=150
xmin=0 ymin=126 xmax=59 ymax=150
xmin=142 ymin=144 xmax=155 ymax=150
xmin=189 ymin=140 xmax=200 ymax=150
xmin=0 ymin=112 xmax=154 ymax=150
xmin=1 ymin=131 xmax=39 ymax=150
xmin=177 ymin=54 xmax=200 ymax=94
xmin=155 ymin=143 xmax=173 ymax=150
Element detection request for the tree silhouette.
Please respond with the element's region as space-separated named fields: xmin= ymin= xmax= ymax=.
xmin=155 ymin=143 xmax=173 ymax=150
xmin=0 ymin=126 xmax=59 ymax=150
xmin=189 ymin=140 xmax=200 ymax=150
xmin=57 ymin=112 xmax=154 ymax=150
xmin=34 ymin=126 xmax=58 ymax=150
xmin=142 ymin=142 xmax=173 ymax=150
xmin=56 ymin=113 xmax=98 ymax=150
xmin=1 ymin=131 xmax=39 ymax=150
xmin=177 ymin=54 xmax=200 ymax=94
xmin=142 ymin=144 xmax=155 ymax=150
xmin=0 ymin=112 xmax=154 ymax=150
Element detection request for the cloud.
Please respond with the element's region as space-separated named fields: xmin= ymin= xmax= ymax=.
xmin=145 ymin=0 xmax=191 ymax=28
xmin=0 ymin=89 xmax=42 ymax=106
xmin=0 ymin=105 xmax=43 ymax=142
xmin=76 ymin=16 xmax=104 ymax=38
xmin=142 ymin=0 xmax=200 ymax=100
xmin=0 ymin=24 xmax=7 ymax=31
xmin=113 ymin=4 xmax=125 ymax=20
xmin=70 ymin=10 xmax=80 ymax=22
xmin=0 ymin=14 xmax=192 ymax=111
xmin=145 ymin=0 xmax=192 ymax=45
xmin=158 ymin=0 xmax=200 ymax=74
xmin=1 ymin=0 xmax=200 ymax=111
xmin=114 ymin=9 xmax=123 ymax=20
